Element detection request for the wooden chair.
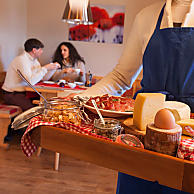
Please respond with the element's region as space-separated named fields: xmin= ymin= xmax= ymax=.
xmin=0 ymin=72 xmax=23 ymax=148
xmin=0 ymin=72 xmax=6 ymax=104
xmin=0 ymin=106 xmax=22 ymax=148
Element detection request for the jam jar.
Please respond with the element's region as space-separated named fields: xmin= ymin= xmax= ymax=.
xmin=93 ymin=118 xmax=122 ymax=141
xmin=41 ymin=97 xmax=81 ymax=125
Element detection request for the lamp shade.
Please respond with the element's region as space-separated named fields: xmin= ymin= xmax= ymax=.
xmin=62 ymin=0 xmax=93 ymax=25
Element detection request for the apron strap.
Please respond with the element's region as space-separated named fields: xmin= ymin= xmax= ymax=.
xmin=155 ymin=4 xmax=166 ymax=31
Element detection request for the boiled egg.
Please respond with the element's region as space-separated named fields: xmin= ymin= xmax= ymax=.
xmin=154 ymin=109 xmax=176 ymax=129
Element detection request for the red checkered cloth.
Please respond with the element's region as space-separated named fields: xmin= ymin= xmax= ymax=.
xmin=21 ymin=115 xmax=112 ymax=157
xmin=36 ymin=82 xmax=86 ymax=90
xmin=177 ymin=139 xmax=194 ymax=161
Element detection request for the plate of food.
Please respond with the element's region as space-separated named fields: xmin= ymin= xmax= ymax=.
xmin=84 ymin=94 xmax=134 ymax=117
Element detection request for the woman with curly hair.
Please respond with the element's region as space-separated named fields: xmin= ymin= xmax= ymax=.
xmin=51 ymin=42 xmax=86 ymax=83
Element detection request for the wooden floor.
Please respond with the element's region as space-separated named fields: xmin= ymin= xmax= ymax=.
xmin=0 ymin=132 xmax=117 ymax=194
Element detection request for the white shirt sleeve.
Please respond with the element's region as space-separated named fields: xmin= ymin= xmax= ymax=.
xmin=16 ymin=58 xmax=47 ymax=85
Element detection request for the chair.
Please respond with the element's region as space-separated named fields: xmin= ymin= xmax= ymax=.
xmin=0 ymin=105 xmax=22 ymax=148
xmin=0 ymin=72 xmax=22 ymax=148
xmin=0 ymin=72 xmax=6 ymax=104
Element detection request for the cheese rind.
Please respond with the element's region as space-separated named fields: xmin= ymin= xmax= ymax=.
xmin=164 ymin=101 xmax=191 ymax=122
xmin=133 ymin=93 xmax=166 ymax=131
xmin=176 ymin=119 xmax=194 ymax=136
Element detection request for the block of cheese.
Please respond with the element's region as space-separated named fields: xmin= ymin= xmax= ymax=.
xmin=133 ymin=93 xmax=166 ymax=131
xmin=176 ymin=119 xmax=194 ymax=136
xmin=164 ymin=101 xmax=191 ymax=122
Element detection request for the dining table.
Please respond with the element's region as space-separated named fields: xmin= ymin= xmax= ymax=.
xmin=24 ymin=81 xmax=86 ymax=101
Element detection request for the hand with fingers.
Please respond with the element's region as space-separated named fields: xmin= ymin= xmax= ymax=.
xmin=44 ymin=62 xmax=61 ymax=71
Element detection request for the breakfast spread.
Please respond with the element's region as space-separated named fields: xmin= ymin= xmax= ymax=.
xmin=120 ymin=93 xmax=193 ymax=160
xmin=37 ymin=92 xmax=193 ymax=161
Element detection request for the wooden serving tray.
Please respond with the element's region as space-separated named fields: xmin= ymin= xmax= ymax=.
xmin=33 ymin=125 xmax=194 ymax=193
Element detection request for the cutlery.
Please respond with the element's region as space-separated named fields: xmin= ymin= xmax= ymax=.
xmin=17 ymin=69 xmax=48 ymax=107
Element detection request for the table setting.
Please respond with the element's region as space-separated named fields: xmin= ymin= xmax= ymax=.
xmin=35 ymin=80 xmax=86 ymax=90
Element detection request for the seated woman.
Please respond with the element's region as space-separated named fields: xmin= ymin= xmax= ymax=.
xmin=51 ymin=42 xmax=86 ymax=83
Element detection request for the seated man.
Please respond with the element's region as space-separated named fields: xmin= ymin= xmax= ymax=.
xmin=2 ymin=38 xmax=60 ymax=111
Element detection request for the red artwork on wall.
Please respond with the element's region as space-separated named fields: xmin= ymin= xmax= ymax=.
xmin=69 ymin=5 xmax=125 ymax=44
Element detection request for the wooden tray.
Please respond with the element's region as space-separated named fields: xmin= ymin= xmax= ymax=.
xmin=34 ymin=125 xmax=194 ymax=193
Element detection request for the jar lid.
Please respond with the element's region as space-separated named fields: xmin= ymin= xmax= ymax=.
xmin=94 ymin=118 xmax=121 ymax=130
xmin=116 ymin=134 xmax=144 ymax=148
xmin=40 ymin=97 xmax=80 ymax=111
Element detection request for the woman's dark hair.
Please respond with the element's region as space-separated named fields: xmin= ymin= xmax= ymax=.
xmin=24 ymin=38 xmax=44 ymax=52
xmin=53 ymin=42 xmax=85 ymax=68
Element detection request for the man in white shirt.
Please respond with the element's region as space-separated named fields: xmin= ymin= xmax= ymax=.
xmin=2 ymin=38 xmax=60 ymax=111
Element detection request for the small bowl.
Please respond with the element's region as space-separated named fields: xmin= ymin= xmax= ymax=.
xmin=68 ymin=82 xmax=76 ymax=88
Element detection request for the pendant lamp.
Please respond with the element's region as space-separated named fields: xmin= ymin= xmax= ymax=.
xmin=62 ymin=0 xmax=93 ymax=25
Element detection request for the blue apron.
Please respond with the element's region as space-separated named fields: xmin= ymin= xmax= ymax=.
xmin=116 ymin=5 xmax=193 ymax=194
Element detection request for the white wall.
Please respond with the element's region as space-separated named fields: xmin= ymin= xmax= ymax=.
xmin=0 ymin=0 xmax=158 ymax=75
xmin=0 ymin=0 xmax=27 ymax=71
xmin=27 ymin=0 xmax=157 ymax=76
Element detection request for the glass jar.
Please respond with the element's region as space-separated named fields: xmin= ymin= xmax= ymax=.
xmin=93 ymin=118 xmax=122 ymax=141
xmin=41 ymin=97 xmax=81 ymax=125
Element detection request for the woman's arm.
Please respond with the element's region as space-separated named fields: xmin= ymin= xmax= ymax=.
xmin=17 ymin=58 xmax=47 ymax=85
xmin=51 ymin=69 xmax=67 ymax=82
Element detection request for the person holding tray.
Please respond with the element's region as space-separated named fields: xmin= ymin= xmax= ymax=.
xmin=70 ymin=0 xmax=194 ymax=193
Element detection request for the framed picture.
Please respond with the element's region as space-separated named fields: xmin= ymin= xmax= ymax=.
xmin=69 ymin=4 xmax=125 ymax=44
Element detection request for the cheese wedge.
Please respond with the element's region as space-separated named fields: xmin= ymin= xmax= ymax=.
xmin=133 ymin=93 xmax=166 ymax=131
xmin=176 ymin=119 xmax=194 ymax=136
xmin=164 ymin=101 xmax=191 ymax=122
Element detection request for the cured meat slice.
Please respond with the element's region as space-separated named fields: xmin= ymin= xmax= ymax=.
xmin=86 ymin=94 xmax=134 ymax=112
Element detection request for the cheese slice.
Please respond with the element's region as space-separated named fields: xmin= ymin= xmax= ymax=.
xmin=176 ymin=119 xmax=194 ymax=136
xmin=133 ymin=93 xmax=166 ymax=131
xmin=164 ymin=101 xmax=191 ymax=122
